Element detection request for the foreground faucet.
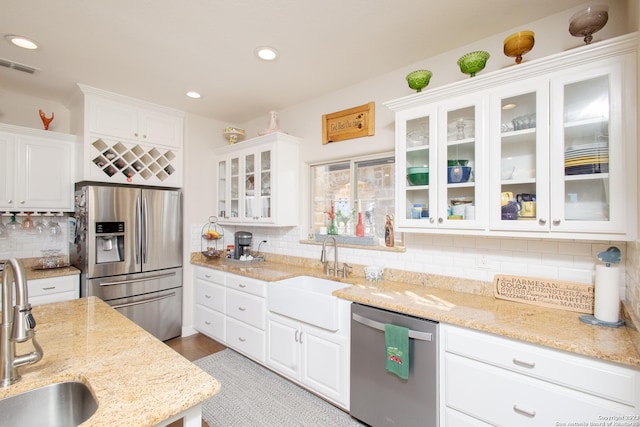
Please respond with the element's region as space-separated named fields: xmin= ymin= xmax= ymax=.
xmin=1 ymin=258 xmax=43 ymax=386
xmin=320 ymin=236 xmax=351 ymax=278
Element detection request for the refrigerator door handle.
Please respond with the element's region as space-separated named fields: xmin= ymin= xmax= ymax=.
xmin=134 ymin=195 xmax=141 ymax=265
xmin=97 ymin=271 xmax=177 ymax=287
xmin=111 ymin=291 xmax=176 ymax=309
xmin=142 ymin=195 xmax=148 ymax=264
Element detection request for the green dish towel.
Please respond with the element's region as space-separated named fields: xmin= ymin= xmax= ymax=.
xmin=385 ymin=323 xmax=409 ymax=379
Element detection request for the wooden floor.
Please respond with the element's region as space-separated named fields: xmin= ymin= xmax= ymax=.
xmin=163 ymin=333 xmax=226 ymax=427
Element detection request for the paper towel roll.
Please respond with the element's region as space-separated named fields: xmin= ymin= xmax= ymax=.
xmin=594 ymin=265 xmax=620 ymax=323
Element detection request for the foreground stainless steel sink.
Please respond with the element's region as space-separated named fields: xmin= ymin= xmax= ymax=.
xmin=0 ymin=381 xmax=98 ymax=426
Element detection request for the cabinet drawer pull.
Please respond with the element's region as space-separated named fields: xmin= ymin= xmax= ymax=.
xmin=238 ymin=284 xmax=247 ymax=288
xmin=204 ymin=294 xmax=212 ymax=299
xmin=238 ymin=337 xmax=246 ymax=342
xmin=238 ymin=306 xmax=246 ymax=311
xmin=512 ymin=358 xmax=535 ymax=369
xmin=299 ymin=331 xmax=303 ymax=344
xmin=204 ymin=274 xmax=211 ymax=278
xmin=42 ymin=286 xmax=56 ymax=291
xmin=295 ymin=330 xmax=299 ymax=342
xmin=205 ymin=321 xmax=211 ymax=325
xmin=513 ymin=405 xmax=536 ymax=418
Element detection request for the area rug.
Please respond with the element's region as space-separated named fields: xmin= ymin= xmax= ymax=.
xmin=194 ymin=349 xmax=365 ymax=427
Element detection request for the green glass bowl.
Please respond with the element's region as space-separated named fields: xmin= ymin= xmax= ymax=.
xmin=406 ymin=70 xmax=433 ymax=92
xmin=457 ymin=51 xmax=490 ymax=77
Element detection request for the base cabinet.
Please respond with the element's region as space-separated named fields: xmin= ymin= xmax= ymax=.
xmin=266 ymin=311 xmax=350 ymax=410
xmin=29 ymin=275 xmax=79 ymax=306
xmin=441 ymin=324 xmax=640 ymax=426
xmin=193 ymin=267 xmax=226 ymax=343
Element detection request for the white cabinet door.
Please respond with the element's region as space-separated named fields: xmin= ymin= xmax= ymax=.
xmin=138 ymin=109 xmax=183 ymax=148
xmin=266 ymin=313 xmax=300 ymax=379
xmin=17 ymin=136 xmax=73 ymax=210
xmin=0 ymin=133 xmax=16 ymax=210
xmin=549 ymin=59 xmax=630 ymax=235
xmin=300 ymin=324 xmax=349 ymax=407
xmin=88 ymin=97 xmax=139 ymax=140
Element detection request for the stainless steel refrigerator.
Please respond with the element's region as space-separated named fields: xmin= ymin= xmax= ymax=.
xmin=70 ymin=183 xmax=183 ymax=341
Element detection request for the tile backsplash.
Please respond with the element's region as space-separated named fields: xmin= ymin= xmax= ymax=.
xmin=0 ymin=214 xmax=69 ymax=261
xmin=189 ymin=223 xmax=628 ymax=301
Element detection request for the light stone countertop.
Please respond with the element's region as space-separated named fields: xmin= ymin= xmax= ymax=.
xmin=192 ymin=253 xmax=640 ymax=369
xmin=0 ymin=297 xmax=220 ymax=426
xmin=1 ymin=257 xmax=81 ymax=281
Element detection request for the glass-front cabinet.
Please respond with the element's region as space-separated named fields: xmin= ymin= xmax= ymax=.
xmin=388 ymin=34 xmax=636 ymax=240
xmin=396 ymin=96 xmax=484 ymax=230
xmin=215 ymin=132 xmax=301 ymax=227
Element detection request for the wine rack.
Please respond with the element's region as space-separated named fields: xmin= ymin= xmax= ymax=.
xmin=90 ymin=137 xmax=179 ymax=184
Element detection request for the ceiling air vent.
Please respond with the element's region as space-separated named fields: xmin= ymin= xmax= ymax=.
xmin=0 ymin=58 xmax=39 ymax=74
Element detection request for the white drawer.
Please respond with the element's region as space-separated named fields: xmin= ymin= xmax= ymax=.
xmin=30 ymin=290 xmax=79 ymax=306
xmin=226 ymin=273 xmax=265 ymax=297
xmin=29 ymin=275 xmax=78 ymax=298
xmin=444 ymin=353 xmax=637 ymax=426
xmin=194 ymin=304 xmax=225 ymax=343
xmin=226 ymin=288 xmax=265 ymax=330
xmin=444 ymin=407 xmax=493 ymax=427
xmin=226 ymin=317 xmax=265 ymax=363
xmin=195 ymin=279 xmax=225 ymax=313
xmin=443 ymin=324 xmax=640 ymax=406
xmin=195 ymin=266 xmax=225 ymax=285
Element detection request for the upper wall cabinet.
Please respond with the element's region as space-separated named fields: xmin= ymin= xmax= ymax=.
xmin=72 ymin=84 xmax=185 ymax=187
xmin=386 ymin=33 xmax=637 ymax=241
xmin=215 ymin=132 xmax=301 ymax=227
xmin=0 ymin=124 xmax=78 ymax=211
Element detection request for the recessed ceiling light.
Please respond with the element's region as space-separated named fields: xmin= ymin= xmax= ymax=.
xmin=255 ymin=46 xmax=278 ymax=61
xmin=186 ymin=91 xmax=201 ymax=99
xmin=502 ymin=103 xmax=517 ymax=110
xmin=5 ymin=35 xmax=38 ymax=50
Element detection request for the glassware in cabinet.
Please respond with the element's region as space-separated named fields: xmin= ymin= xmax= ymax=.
xmin=550 ymin=63 xmax=627 ymax=235
xmin=439 ymin=100 xmax=483 ymax=228
xmin=403 ymin=114 xmax=433 ymax=225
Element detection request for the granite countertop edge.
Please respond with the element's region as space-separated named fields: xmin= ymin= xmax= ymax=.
xmin=192 ymin=254 xmax=640 ymax=369
xmin=0 ymin=297 xmax=220 ymax=426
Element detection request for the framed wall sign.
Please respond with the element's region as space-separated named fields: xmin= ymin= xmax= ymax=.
xmin=322 ymin=102 xmax=375 ymax=144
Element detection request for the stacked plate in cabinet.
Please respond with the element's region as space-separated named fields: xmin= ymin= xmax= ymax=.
xmin=564 ymin=142 xmax=609 ymax=175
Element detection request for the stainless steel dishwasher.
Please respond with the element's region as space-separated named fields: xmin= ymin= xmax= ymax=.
xmin=350 ymin=303 xmax=438 ymax=427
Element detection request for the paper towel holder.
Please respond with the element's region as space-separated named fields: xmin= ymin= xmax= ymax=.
xmin=579 ymin=246 xmax=624 ymax=328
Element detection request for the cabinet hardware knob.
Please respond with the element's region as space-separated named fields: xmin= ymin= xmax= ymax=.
xmin=299 ymin=331 xmax=303 ymax=344
xmin=538 ymin=218 xmax=547 ymax=225
xmin=134 ymin=133 xmax=138 ymax=137
xmin=438 ymin=217 xmax=443 ymax=223
xmin=7 ymin=200 xmax=12 ymax=204
xmin=19 ymin=200 xmax=25 ymax=204
xmin=205 ymin=294 xmax=211 ymax=299
xmin=238 ymin=337 xmax=246 ymax=342
xmin=238 ymin=306 xmax=246 ymax=311
xmin=429 ymin=217 xmax=435 ymax=224
xmin=513 ymin=405 xmax=536 ymax=418
xmin=512 ymin=358 xmax=535 ymax=369
xmin=205 ymin=321 xmax=211 ymax=325
xmin=552 ymin=219 xmax=561 ymax=225
xmin=295 ymin=330 xmax=299 ymax=342
xmin=143 ymin=134 xmax=147 ymax=139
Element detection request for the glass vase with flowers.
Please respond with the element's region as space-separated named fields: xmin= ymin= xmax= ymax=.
xmin=325 ymin=201 xmax=339 ymax=235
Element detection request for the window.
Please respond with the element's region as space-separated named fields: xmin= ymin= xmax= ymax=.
xmin=310 ymin=152 xmax=402 ymax=248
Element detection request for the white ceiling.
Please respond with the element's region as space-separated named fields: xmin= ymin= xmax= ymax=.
xmin=1 ymin=0 xmax=587 ymax=124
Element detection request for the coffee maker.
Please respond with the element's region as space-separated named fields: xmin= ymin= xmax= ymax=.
xmin=234 ymin=231 xmax=253 ymax=259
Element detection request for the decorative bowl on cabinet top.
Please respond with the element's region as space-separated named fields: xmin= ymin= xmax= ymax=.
xmin=457 ymin=51 xmax=490 ymax=77
xmin=406 ymin=70 xmax=433 ymax=92
xmin=503 ymin=31 xmax=535 ymax=64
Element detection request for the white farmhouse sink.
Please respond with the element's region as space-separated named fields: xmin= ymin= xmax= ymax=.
xmin=268 ymin=276 xmax=349 ymax=331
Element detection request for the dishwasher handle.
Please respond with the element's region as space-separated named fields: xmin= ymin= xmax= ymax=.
xmin=352 ymin=312 xmax=433 ymax=342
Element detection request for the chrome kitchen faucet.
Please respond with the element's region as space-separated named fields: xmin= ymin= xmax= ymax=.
xmin=0 ymin=259 xmax=43 ymax=386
